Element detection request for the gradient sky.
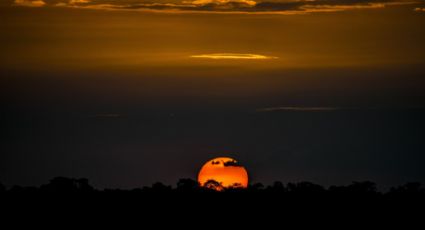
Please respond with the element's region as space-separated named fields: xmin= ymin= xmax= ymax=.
xmin=1 ymin=0 xmax=425 ymax=189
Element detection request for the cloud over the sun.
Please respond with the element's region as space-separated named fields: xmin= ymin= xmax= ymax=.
xmin=10 ymin=0 xmax=425 ymax=14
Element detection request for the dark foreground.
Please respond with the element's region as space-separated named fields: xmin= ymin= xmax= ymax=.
xmin=1 ymin=177 xmax=424 ymax=225
xmin=2 ymin=177 xmax=425 ymax=195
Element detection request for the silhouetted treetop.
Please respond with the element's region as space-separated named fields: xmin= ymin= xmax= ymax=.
xmin=176 ymin=178 xmax=199 ymax=191
xmin=1 ymin=178 xmax=424 ymax=199
xmin=40 ymin=177 xmax=94 ymax=193
xmin=389 ymin=182 xmax=424 ymax=195
xmin=203 ymin=179 xmax=224 ymax=191
xmin=0 ymin=182 xmax=6 ymax=192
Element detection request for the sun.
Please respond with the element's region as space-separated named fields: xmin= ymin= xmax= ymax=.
xmin=198 ymin=157 xmax=248 ymax=190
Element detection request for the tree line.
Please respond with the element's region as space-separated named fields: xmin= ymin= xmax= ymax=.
xmin=1 ymin=177 xmax=424 ymax=196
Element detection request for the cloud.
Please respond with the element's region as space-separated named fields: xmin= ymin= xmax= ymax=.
xmin=70 ymin=0 xmax=89 ymax=3
xmin=257 ymin=106 xmax=342 ymax=112
xmin=190 ymin=0 xmax=256 ymax=6
xmin=414 ymin=6 xmax=425 ymax=10
xmin=0 ymin=0 xmax=15 ymax=6
xmin=90 ymin=113 xmax=122 ymax=118
xmin=256 ymin=106 xmax=425 ymax=112
xmin=9 ymin=0 xmax=423 ymax=14
xmin=223 ymin=160 xmax=242 ymax=167
xmin=190 ymin=53 xmax=278 ymax=60
xmin=14 ymin=0 xmax=46 ymax=7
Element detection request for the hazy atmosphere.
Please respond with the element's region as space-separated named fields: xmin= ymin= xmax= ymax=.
xmin=1 ymin=0 xmax=425 ymax=189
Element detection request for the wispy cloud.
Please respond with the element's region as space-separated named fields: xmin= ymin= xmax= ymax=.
xmin=90 ymin=113 xmax=122 ymax=118
xmin=256 ymin=106 xmax=425 ymax=112
xmin=190 ymin=53 xmax=278 ymax=60
xmin=190 ymin=0 xmax=256 ymax=6
xmin=257 ymin=106 xmax=342 ymax=112
xmin=14 ymin=0 xmax=45 ymax=7
xmin=10 ymin=0 xmax=424 ymax=15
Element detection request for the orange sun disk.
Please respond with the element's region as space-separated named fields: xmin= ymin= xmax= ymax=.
xmin=198 ymin=157 xmax=248 ymax=189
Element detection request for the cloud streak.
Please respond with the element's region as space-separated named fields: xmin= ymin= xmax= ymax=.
xmin=90 ymin=113 xmax=122 ymax=118
xmin=14 ymin=0 xmax=46 ymax=7
xmin=190 ymin=53 xmax=278 ymax=59
xmin=257 ymin=107 xmax=342 ymax=112
xmin=10 ymin=0 xmax=424 ymax=14
xmin=256 ymin=106 xmax=425 ymax=112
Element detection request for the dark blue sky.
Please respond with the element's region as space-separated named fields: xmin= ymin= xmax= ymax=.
xmin=2 ymin=67 xmax=424 ymax=189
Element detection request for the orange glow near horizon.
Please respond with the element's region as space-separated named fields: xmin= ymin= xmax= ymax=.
xmin=198 ymin=157 xmax=248 ymax=190
xmin=190 ymin=53 xmax=278 ymax=60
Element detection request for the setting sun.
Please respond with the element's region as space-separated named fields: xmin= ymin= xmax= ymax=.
xmin=198 ymin=157 xmax=248 ymax=190
xmin=1 ymin=0 xmax=425 ymax=196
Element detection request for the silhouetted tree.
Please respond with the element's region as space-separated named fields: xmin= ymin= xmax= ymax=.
xmin=225 ymin=183 xmax=246 ymax=192
xmin=347 ymin=181 xmax=378 ymax=194
xmin=389 ymin=182 xmax=424 ymax=195
xmin=131 ymin=188 xmax=143 ymax=193
xmin=329 ymin=181 xmax=378 ymax=196
xmin=266 ymin=181 xmax=286 ymax=193
xmin=9 ymin=185 xmax=24 ymax=193
xmin=76 ymin=178 xmax=94 ymax=192
xmin=8 ymin=185 xmax=38 ymax=193
xmin=287 ymin=182 xmax=325 ymax=194
xmin=248 ymin=183 xmax=264 ymax=192
xmin=203 ymin=179 xmax=223 ymax=191
xmin=40 ymin=177 xmax=94 ymax=193
xmin=328 ymin=185 xmax=349 ymax=194
xmin=104 ymin=188 xmax=127 ymax=193
xmin=176 ymin=178 xmax=199 ymax=192
xmin=148 ymin=182 xmax=172 ymax=192
xmin=2 ymin=176 xmax=425 ymax=201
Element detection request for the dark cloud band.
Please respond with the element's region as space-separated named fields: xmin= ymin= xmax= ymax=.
xmin=11 ymin=0 xmax=424 ymax=14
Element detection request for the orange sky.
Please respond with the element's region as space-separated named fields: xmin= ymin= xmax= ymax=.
xmin=1 ymin=1 xmax=425 ymax=72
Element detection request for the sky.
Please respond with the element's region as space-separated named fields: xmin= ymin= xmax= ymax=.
xmin=1 ymin=0 xmax=425 ymax=189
